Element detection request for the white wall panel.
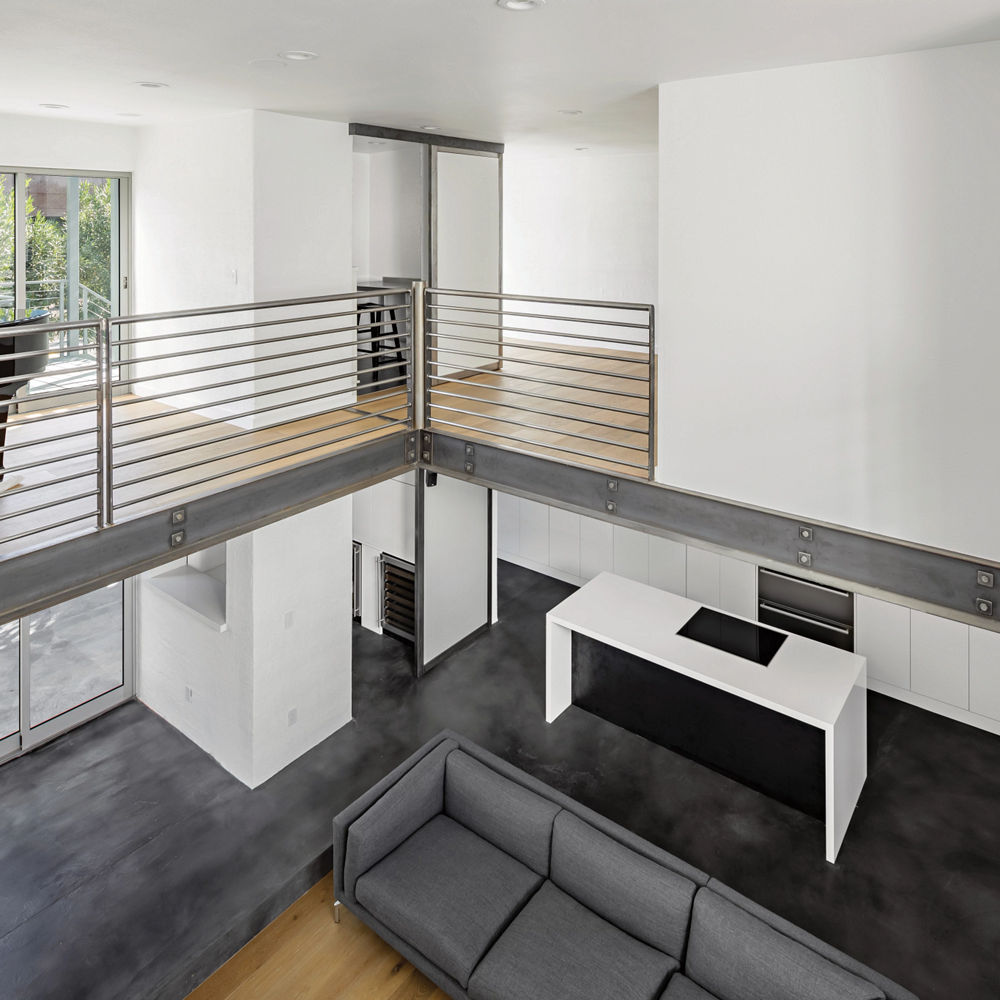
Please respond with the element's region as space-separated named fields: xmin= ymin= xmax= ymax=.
xmin=719 ymin=556 xmax=757 ymax=619
xmin=580 ymin=517 xmax=614 ymax=581
xmin=910 ymin=610 xmax=969 ymax=709
xmin=497 ymin=491 xmax=520 ymax=557
xmin=549 ymin=508 xmax=582 ymax=581
xmin=686 ymin=546 xmax=721 ymax=607
xmin=613 ymin=525 xmax=649 ymax=584
xmin=519 ymin=498 xmax=550 ymax=565
xmin=649 ymin=535 xmax=686 ymax=596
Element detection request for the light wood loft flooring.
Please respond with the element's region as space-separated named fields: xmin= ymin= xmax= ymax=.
xmin=0 ymin=343 xmax=650 ymax=558
xmin=186 ymin=875 xmax=447 ymax=1000
xmin=0 ymin=394 xmax=407 ymax=560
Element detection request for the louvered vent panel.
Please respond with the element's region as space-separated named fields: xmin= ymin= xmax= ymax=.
xmin=381 ymin=554 xmax=415 ymax=643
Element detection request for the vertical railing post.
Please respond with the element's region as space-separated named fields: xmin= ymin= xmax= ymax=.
xmin=647 ymin=304 xmax=657 ymax=482
xmin=411 ymin=279 xmax=426 ymax=432
xmin=96 ymin=318 xmax=115 ymax=526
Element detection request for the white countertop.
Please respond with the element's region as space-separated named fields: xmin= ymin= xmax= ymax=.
xmin=547 ymin=572 xmax=865 ymax=729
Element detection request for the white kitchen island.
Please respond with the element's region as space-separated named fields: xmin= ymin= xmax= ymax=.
xmin=546 ymin=572 xmax=867 ymax=863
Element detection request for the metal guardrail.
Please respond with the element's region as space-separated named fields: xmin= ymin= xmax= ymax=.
xmin=1 ymin=282 xmax=658 ymax=561
xmin=424 ymin=288 xmax=656 ymax=479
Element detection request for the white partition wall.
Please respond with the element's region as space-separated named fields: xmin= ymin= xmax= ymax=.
xmin=419 ymin=473 xmax=490 ymax=669
xmin=431 ymin=148 xmax=501 ymax=373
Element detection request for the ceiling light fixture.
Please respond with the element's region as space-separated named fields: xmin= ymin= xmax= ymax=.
xmin=559 ymin=109 xmax=583 ymax=116
xmin=279 ymin=50 xmax=319 ymax=61
xmin=496 ymin=0 xmax=545 ymax=9
xmin=421 ymin=125 xmax=441 ymax=131
xmin=39 ymin=103 xmax=68 ymax=110
xmin=575 ymin=146 xmax=590 ymax=152
xmin=136 ymin=81 xmax=169 ymax=88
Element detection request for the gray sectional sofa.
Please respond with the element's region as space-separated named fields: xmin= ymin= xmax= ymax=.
xmin=332 ymin=731 xmax=917 ymax=1000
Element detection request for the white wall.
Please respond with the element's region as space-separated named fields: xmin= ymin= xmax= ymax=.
xmin=503 ymin=148 xmax=657 ymax=304
xmin=0 ymin=112 xmax=138 ymax=173
xmin=138 ymin=498 xmax=354 ymax=787
xmin=352 ymin=154 xmax=371 ymax=279
xmin=659 ymin=40 xmax=1000 ymax=562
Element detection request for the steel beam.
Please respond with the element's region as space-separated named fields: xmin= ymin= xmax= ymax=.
xmin=0 ymin=432 xmax=413 ymax=624
xmin=426 ymin=433 xmax=1000 ymax=630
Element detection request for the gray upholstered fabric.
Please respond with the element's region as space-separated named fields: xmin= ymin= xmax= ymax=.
xmin=356 ymin=814 xmax=541 ymax=989
xmin=686 ymin=890 xmax=886 ymax=1000
xmin=342 ymin=739 xmax=453 ymax=897
xmin=705 ymin=880 xmax=919 ymax=1000
xmin=660 ymin=974 xmax=718 ymax=1000
xmin=550 ymin=810 xmax=697 ymax=959
xmin=445 ymin=749 xmax=560 ymax=876
xmin=468 ymin=880 xmax=677 ymax=1000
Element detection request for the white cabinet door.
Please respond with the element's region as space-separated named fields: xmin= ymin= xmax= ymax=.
xmin=613 ymin=525 xmax=649 ymax=584
xmin=371 ymin=479 xmax=415 ymax=564
xmin=649 ymin=536 xmax=686 ymax=596
xmin=496 ymin=491 xmax=520 ymax=558
xmin=518 ymin=499 xmax=549 ymax=564
xmin=855 ymin=595 xmax=911 ymax=690
xmin=910 ymin=610 xmax=969 ymax=709
xmin=549 ymin=508 xmax=582 ymax=580
xmin=686 ymin=546 xmax=721 ymax=606
xmin=719 ymin=557 xmax=757 ymax=619
xmin=970 ymin=627 xmax=1000 ymax=722
xmin=580 ymin=518 xmax=613 ymax=581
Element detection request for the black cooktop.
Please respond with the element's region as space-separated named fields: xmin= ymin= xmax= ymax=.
xmin=677 ymin=607 xmax=787 ymax=666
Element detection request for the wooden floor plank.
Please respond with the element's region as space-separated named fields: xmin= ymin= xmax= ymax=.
xmin=185 ymin=875 xmax=449 ymax=1000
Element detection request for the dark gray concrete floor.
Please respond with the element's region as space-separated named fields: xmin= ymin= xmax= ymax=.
xmin=0 ymin=562 xmax=997 ymax=1000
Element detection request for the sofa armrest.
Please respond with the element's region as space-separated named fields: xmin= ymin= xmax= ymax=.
xmin=333 ymin=734 xmax=458 ymax=903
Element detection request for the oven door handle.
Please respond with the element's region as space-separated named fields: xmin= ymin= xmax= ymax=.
xmin=759 ymin=601 xmax=851 ymax=636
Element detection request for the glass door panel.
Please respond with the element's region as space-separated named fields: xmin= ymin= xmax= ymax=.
xmin=26 ymin=582 xmax=124 ymax=729
xmin=0 ymin=618 xmax=17 ymax=741
xmin=1 ymin=173 xmax=14 ymax=323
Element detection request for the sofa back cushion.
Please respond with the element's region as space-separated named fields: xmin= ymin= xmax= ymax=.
xmin=343 ymin=739 xmax=454 ymax=896
xmin=550 ymin=810 xmax=697 ymax=959
xmin=686 ymin=890 xmax=886 ymax=1000
xmin=445 ymin=750 xmax=560 ymax=875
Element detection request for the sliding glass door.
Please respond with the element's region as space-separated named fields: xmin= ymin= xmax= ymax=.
xmin=0 ymin=581 xmax=134 ymax=764
xmin=0 ymin=168 xmax=129 ymax=401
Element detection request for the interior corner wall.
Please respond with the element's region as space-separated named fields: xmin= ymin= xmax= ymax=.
xmin=502 ymin=147 xmax=657 ymax=303
xmin=0 ymin=112 xmax=138 ymax=173
xmin=367 ymin=144 xmax=425 ymax=279
xmin=658 ymin=40 xmax=1000 ymax=562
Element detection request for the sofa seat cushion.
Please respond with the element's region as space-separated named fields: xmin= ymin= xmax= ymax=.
xmin=686 ymin=890 xmax=886 ymax=1000
xmin=468 ymin=880 xmax=677 ymax=1000
xmin=355 ymin=814 xmax=541 ymax=989
xmin=660 ymin=974 xmax=718 ymax=1000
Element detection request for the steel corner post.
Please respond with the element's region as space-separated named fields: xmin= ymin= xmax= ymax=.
xmin=96 ymin=317 xmax=114 ymax=527
xmin=411 ymin=279 xmax=427 ymax=432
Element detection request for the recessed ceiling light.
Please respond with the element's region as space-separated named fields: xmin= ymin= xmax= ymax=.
xmin=39 ymin=103 xmax=68 ymax=110
xmin=279 ymin=50 xmax=318 ymax=61
xmin=136 ymin=81 xmax=169 ymax=88
xmin=496 ymin=0 xmax=545 ymax=9
xmin=559 ymin=109 xmax=583 ymax=117
xmin=575 ymin=146 xmax=590 ymax=152
xmin=421 ymin=125 xmax=441 ymax=131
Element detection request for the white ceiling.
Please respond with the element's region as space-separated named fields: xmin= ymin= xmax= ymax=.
xmin=5 ymin=0 xmax=1000 ymax=149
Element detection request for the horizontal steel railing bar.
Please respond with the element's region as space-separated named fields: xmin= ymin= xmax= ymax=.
xmin=0 ymin=488 xmax=100 ymax=524
xmin=428 ymin=401 xmax=650 ymax=454
xmin=0 ymin=366 xmax=98 ymax=391
xmin=0 ymin=381 xmax=98 ymax=407
xmin=114 ymin=339 xmax=406 ymax=390
xmin=117 ymin=324 xmax=409 ymax=368
xmin=0 ymin=343 xmax=96 ymax=364
xmin=0 ymin=423 xmax=98 ymax=453
xmin=0 ymin=319 xmax=101 ymax=336
xmin=426 ymin=374 xmax=647 ymax=417
xmin=425 ymin=361 xmax=649 ymax=400
xmin=113 ymin=370 xmax=408 ymax=429
xmin=112 ymin=304 xmax=411 ymax=347
xmin=428 ymin=345 xmax=650 ymax=383
xmin=427 ymin=302 xmax=651 ymax=331
xmin=0 ymin=404 xmax=99 ymax=435
xmin=428 ymin=417 xmax=650 ymax=472
xmin=114 ymin=419 xmax=409 ymax=512
xmin=428 ymin=387 xmax=649 ymax=435
xmin=425 ymin=329 xmax=649 ymax=364
xmin=114 ymin=400 xmax=407 ymax=473
xmin=111 ymin=350 xmax=407 ymax=405
xmin=0 ymin=465 xmax=100 ymax=499
xmin=0 ymin=396 xmax=97 ymax=437
xmin=0 ymin=510 xmax=100 ymax=547
xmin=427 ymin=315 xmax=650 ymax=349
xmin=0 ymin=445 xmax=99 ymax=475
xmin=428 ymin=287 xmax=652 ymax=312
xmin=109 ymin=288 xmax=412 ymax=327
xmin=116 ymin=377 xmax=409 ymax=449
